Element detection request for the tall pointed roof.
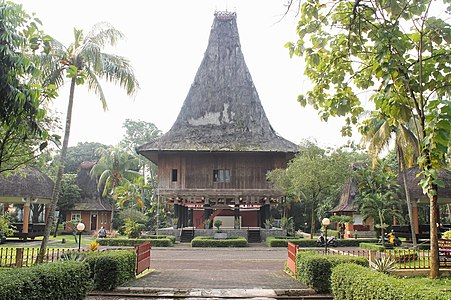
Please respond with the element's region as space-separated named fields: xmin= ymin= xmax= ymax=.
xmin=137 ymin=12 xmax=297 ymax=160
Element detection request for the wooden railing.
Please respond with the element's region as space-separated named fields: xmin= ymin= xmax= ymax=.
xmin=134 ymin=241 xmax=151 ymax=275
xmin=0 ymin=247 xmax=77 ymax=267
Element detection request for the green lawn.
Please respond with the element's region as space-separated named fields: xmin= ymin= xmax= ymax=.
xmin=401 ymin=277 xmax=451 ymax=294
xmin=3 ymin=234 xmax=97 ymax=248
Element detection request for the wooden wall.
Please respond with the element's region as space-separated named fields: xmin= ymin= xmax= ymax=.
xmin=158 ymin=152 xmax=290 ymax=191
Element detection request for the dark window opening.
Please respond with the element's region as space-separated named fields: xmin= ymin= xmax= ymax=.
xmin=213 ymin=169 xmax=230 ymax=183
xmin=171 ymin=169 xmax=178 ymax=182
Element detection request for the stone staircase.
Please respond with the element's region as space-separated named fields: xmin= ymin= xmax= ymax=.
xmin=180 ymin=228 xmax=195 ymax=243
xmin=247 ymin=229 xmax=261 ymax=243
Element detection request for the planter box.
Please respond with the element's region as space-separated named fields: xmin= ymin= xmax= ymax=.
xmin=214 ymin=232 xmax=227 ymax=239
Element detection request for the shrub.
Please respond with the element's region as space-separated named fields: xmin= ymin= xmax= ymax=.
xmin=140 ymin=234 xmax=176 ymax=244
xmin=337 ymin=238 xmax=378 ymax=247
xmin=0 ymin=261 xmax=92 ymax=300
xmin=122 ymin=218 xmax=146 ymax=238
xmin=96 ymin=238 xmax=173 ymax=247
xmin=370 ymin=256 xmax=396 ymax=274
xmin=266 ymin=236 xmax=303 ymax=247
xmin=295 ymin=251 xmax=368 ymax=293
xmin=359 ymin=242 xmax=385 ymax=252
xmin=214 ymin=219 xmax=222 ymax=231
xmin=191 ymin=236 xmax=248 ymax=247
xmin=85 ymin=250 xmax=136 ymax=291
xmin=442 ymin=230 xmax=451 ymax=240
xmin=331 ymin=263 xmax=449 ymax=300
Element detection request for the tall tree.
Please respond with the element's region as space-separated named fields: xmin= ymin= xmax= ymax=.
xmin=287 ymin=0 xmax=451 ymax=277
xmin=268 ymin=140 xmax=356 ymax=238
xmin=360 ymin=115 xmax=419 ymax=246
xmin=0 ymin=1 xmax=57 ymax=174
xmin=90 ymin=146 xmax=140 ymax=229
xmin=64 ymin=142 xmax=108 ymax=174
xmin=37 ymin=23 xmax=139 ymax=262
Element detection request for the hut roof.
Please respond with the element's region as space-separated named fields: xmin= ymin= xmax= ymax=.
xmin=73 ymin=162 xmax=112 ymax=211
xmin=137 ymin=11 xmax=297 ymax=163
xmin=72 ymin=197 xmax=111 ymax=211
xmin=398 ymin=166 xmax=451 ymax=200
xmin=0 ymin=167 xmax=54 ymax=200
xmin=331 ymin=163 xmax=366 ymax=213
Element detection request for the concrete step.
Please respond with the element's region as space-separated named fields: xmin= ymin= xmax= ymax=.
xmin=88 ymin=288 xmax=332 ymax=299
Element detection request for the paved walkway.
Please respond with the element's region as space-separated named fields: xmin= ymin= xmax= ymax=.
xmin=122 ymin=246 xmax=305 ymax=290
xmin=87 ymin=245 xmax=316 ymax=299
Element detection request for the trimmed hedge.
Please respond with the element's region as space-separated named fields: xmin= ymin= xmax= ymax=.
xmin=266 ymin=236 xmax=304 ymax=247
xmin=331 ymin=263 xmax=449 ymax=300
xmin=359 ymin=242 xmax=386 ymax=252
xmin=296 ymin=251 xmax=368 ymax=293
xmin=139 ymin=235 xmax=176 ymax=244
xmin=337 ymin=238 xmax=378 ymax=247
xmin=289 ymin=238 xmax=378 ymax=248
xmin=191 ymin=236 xmax=248 ymax=247
xmin=96 ymin=238 xmax=173 ymax=247
xmin=85 ymin=250 xmax=136 ymax=291
xmin=0 ymin=261 xmax=92 ymax=300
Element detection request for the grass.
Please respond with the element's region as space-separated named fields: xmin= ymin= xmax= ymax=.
xmin=4 ymin=234 xmax=97 ymax=248
xmin=401 ymin=277 xmax=451 ymax=294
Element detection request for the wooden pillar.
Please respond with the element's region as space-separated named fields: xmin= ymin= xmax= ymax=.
xmin=412 ymin=201 xmax=419 ymax=234
xmin=189 ymin=208 xmax=193 ymax=227
xmin=44 ymin=204 xmax=50 ymax=223
xmin=22 ymin=202 xmax=30 ymax=234
xmin=234 ymin=199 xmax=240 ymax=226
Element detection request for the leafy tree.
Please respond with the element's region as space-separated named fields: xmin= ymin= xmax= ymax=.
xmin=121 ymin=119 xmax=161 ymax=209
xmin=287 ymin=0 xmax=451 ymax=277
xmin=113 ymin=177 xmax=147 ymax=209
xmin=64 ymin=142 xmax=108 ymax=174
xmin=268 ymin=140 xmax=357 ymax=238
xmin=120 ymin=119 xmax=161 ymax=153
xmin=37 ymin=22 xmax=139 ymax=262
xmin=0 ymin=1 xmax=57 ymax=174
xmin=90 ymin=146 xmax=140 ymax=229
xmin=53 ymin=174 xmax=81 ymax=236
xmin=354 ymin=160 xmax=401 ymax=245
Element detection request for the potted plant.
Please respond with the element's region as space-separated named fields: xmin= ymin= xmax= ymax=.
xmin=172 ymin=218 xmax=179 ymax=229
xmin=203 ymin=219 xmax=211 ymax=229
xmin=214 ymin=219 xmax=223 ymax=232
xmin=234 ymin=218 xmax=240 ymax=229
xmin=264 ymin=218 xmax=273 ymax=229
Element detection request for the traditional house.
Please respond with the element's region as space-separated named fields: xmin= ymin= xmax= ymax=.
xmin=64 ymin=161 xmax=112 ymax=233
xmin=137 ymin=11 xmax=297 ymax=232
xmin=0 ymin=167 xmax=53 ymax=240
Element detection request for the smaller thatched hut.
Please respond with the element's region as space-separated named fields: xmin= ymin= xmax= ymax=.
xmin=64 ymin=161 xmax=112 ymax=233
xmin=331 ymin=163 xmax=375 ymax=238
xmin=0 ymin=167 xmax=54 ymax=239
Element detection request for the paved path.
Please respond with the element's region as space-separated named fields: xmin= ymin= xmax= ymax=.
xmin=121 ymin=246 xmax=306 ymax=290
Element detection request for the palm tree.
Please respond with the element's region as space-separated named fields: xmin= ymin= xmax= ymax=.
xmin=353 ymin=161 xmax=401 ymax=245
xmin=90 ymin=146 xmax=140 ymax=230
xmin=37 ymin=23 xmax=139 ymax=262
xmin=360 ymin=116 xmax=419 ymax=246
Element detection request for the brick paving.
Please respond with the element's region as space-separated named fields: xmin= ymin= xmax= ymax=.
xmin=121 ymin=246 xmax=306 ymax=290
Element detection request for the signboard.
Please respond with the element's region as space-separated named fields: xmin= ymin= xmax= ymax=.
xmin=438 ymin=239 xmax=451 ymax=268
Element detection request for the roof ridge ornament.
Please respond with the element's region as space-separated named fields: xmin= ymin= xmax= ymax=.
xmin=214 ymin=10 xmax=236 ymax=21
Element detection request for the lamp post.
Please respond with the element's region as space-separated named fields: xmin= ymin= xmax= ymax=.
xmin=322 ymin=217 xmax=330 ymax=254
xmin=76 ymin=222 xmax=85 ymax=251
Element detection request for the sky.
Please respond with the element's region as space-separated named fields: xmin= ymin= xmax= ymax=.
xmin=14 ymin=0 xmax=361 ymax=149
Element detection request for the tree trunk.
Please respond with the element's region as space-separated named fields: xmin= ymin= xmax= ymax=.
xmin=399 ymin=158 xmax=418 ymax=247
xmin=37 ymin=78 xmax=76 ymax=263
xmin=379 ymin=211 xmax=385 ymax=246
xmin=429 ymin=185 xmax=440 ymax=278
xmin=310 ymin=205 xmax=315 ymax=239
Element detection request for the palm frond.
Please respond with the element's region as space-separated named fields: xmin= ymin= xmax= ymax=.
xmin=86 ymin=22 xmax=124 ymax=48
xmin=98 ymin=53 xmax=139 ymax=96
xmin=85 ymin=68 xmax=107 ymax=110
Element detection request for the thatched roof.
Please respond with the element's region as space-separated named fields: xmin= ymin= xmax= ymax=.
xmin=398 ymin=166 xmax=451 ymax=201
xmin=0 ymin=167 xmax=54 ymax=201
xmin=74 ymin=162 xmax=112 ymax=212
xmin=137 ymin=11 xmax=297 ymax=163
xmin=331 ymin=163 xmax=365 ymax=213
